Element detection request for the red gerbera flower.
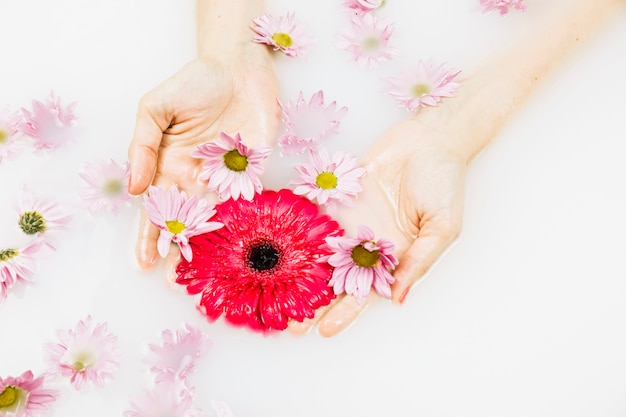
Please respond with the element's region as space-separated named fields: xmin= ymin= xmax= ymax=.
xmin=175 ymin=189 xmax=343 ymax=332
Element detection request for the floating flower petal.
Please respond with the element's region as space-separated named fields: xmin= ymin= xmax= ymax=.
xmin=124 ymin=382 xmax=201 ymax=417
xmin=19 ymin=92 xmax=77 ymax=152
xmin=290 ymin=148 xmax=366 ymax=206
xmin=336 ymin=13 xmax=397 ymax=68
xmin=387 ymin=60 xmax=461 ymax=111
xmin=44 ymin=316 xmax=121 ymax=390
xmin=176 ymin=189 xmax=343 ymax=332
xmin=16 ymin=187 xmax=72 ymax=249
xmin=146 ymin=323 xmax=211 ymax=384
xmin=322 ymin=225 xmax=398 ymax=303
xmin=0 ymin=370 xmax=59 ymax=417
xmin=79 ymin=159 xmax=133 ymax=215
xmin=143 ymin=185 xmax=223 ymax=262
xmin=480 ymin=0 xmax=526 ymax=15
xmin=0 ymin=237 xmax=45 ymax=301
xmin=342 ymin=0 xmax=385 ymax=15
xmin=0 ymin=106 xmax=23 ymax=163
xmin=251 ymin=12 xmax=315 ymax=57
xmin=278 ymin=90 xmax=348 ymax=156
xmin=191 ymin=132 xmax=271 ymax=202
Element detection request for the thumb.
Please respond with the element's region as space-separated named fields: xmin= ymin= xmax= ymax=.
xmin=127 ymin=93 xmax=172 ymax=195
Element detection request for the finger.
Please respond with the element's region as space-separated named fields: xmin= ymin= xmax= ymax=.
xmin=128 ymin=93 xmax=172 ymax=195
xmin=287 ymin=297 xmax=342 ymax=336
xmin=163 ymin=245 xmax=181 ymax=287
xmin=317 ymin=292 xmax=376 ymax=338
xmin=136 ymin=210 xmax=160 ymax=270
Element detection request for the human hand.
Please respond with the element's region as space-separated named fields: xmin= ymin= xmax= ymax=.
xmin=289 ymin=115 xmax=468 ymax=337
xmin=128 ymin=55 xmax=280 ymax=272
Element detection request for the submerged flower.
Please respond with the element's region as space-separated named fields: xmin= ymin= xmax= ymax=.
xmin=143 ymin=185 xmax=223 ymax=262
xmin=0 ymin=370 xmax=59 ymax=417
xmin=146 ymin=324 xmax=211 ymax=384
xmin=16 ymin=188 xmax=71 ymax=248
xmin=0 ymin=106 xmax=23 ymax=163
xmin=480 ymin=0 xmax=526 ymax=15
xmin=19 ymin=92 xmax=77 ymax=151
xmin=323 ymin=225 xmax=398 ymax=303
xmin=176 ymin=189 xmax=343 ymax=332
xmin=211 ymin=399 xmax=235 ymax=417
xmin=343 ymin=0 xmax=386 ymax=14
xmin=191 ymin=132 xmax=271 ymax=202
xmin=336 ymin=13 xmax=397 ymax=68
xmin=79 ymin=159 xmax=133 ymax=215
xmin=278 ymin=90 xmax=348 ymax=156
xmin=44 ymin=316 xmax=121 ymax=390
xmin=0 ymin=238 xmax=45 ymax=301
xmin=251 ymin=12 xmax=315 ymax=57
xmin=387 ymin=60 xmax=461 ymax=111
xmin=124 ymin=382 xmax=201 ymax=417
xmin=290 ymin=148 xmax=366 ymax=206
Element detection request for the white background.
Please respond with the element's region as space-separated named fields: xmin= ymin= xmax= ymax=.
xmin=1 ymin=1 xmax=626 ymax=416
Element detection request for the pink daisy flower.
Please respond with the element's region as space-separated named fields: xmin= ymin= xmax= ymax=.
xmin=146 ymin=324 xmax=211 ymax=384
xmin=0 ymin=237 xmax=45 ymax=301
xmin=0 ymin=370 xmax=59 ymax=417
xmin=278 ymin=90 xmax=348 ymax=156
xmin=143 ymin=185 xmax=223 ymax=262
xmin=79 ymin=159 xmax=133 ymax=215
xmin=251 ymin=12 xmax=315 ymax=57
xmin=124 ymin=382 xmax=201 ymax=417
xmin=336 ymin=13 xmax=397 ymax=68
xmin=44 ymin=316 xmax=121 ymax=390
xmin=322 ymin=225 xmax=398 ymax=303
xmin=16 ymin=187 xmax=72 ymax=249
xmin=19 ymin=92 xmax=77 ymax=152
xmin=387 ymin=60 xmax=461 ymax=111
xmin=290 ymin=148 xmax=366 ymax=206
xmin=176 ymin=189 xmax=343 ymax=332
xmin=480 ymin=0 xmax=526 ymax=15
xmin=342 ymin=0 xmax=386 ymax=15
xmin=191 ymin=132 xmax=271 ymax=202
xmin=0 ymin=106 xmax=23 ymax=163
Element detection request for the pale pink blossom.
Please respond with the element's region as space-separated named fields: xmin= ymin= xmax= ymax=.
xmin=19 ymin=92 xmax=77 ymax=151
xmin=480 ymin=0 xmax=526 ymax=15
xmin=0 ymin=106 xmax=23 ymax=163
xmin=143 ymin=185 xmax=223 ymax=262
xmin=322 ymin=225 xmax=398 ymax=303
xmin=79 ymin=159 xmax=133 ymax=215
xmin=0 ymin=370 xmax=59 ymax=417
xmin=124 ymin=382 xmax=201 ymax=417
xmin=336 ymin=13 xmax=397 ymax=68
xmin=146 ymin=324 xmax=211 ymax=384
xmin=343 ymin=0 xmax=385 ymax=15
xmin=211 ymin=399 xmax=235 ymax=417
xmin=290 ymin=148 xmax=365 ymax=206
xmin=387 ymin=60 xmax=461 ymax=111
xmin=0 ymin=237 xmax=45 ymax=301
xmin=16 ymin=187 xmax=72 ymax=249
xmin=252 ymin=12 xmax=315 ymax=57
xmin=278 ymin=90 xmax=348 ymax=156
xmin=44 ymin=316 xmax=121 ymax=390
xmin=191 ymin=132 xmax=271 ymax=202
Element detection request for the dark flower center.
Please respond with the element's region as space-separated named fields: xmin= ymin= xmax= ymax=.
xmin=223 ymin=149 xmax=249 ymax=172
xmin=0 ymin=386 xmax=17 ymax=408
xmin=0 ymin=248 xmax=18 ymax=262
xmin=248 ymin=242 xmax=281 ymax=272
xmin=351 ymin=244 xmax=380 ymax=268
xmin=18 ymin=211 xmax=47 ymax=235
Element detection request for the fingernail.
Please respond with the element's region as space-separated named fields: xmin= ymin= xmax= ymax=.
xmin=399 ymin=286 xmax=411 ymax=304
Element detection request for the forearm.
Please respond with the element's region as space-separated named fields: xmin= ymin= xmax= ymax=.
xmin=196 ymin=0 xmax=269 ymax=62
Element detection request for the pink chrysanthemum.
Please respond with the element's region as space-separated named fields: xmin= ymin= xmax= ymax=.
xmin=143 ymin=185 xmax=223 ymax=262
xmin=387 ymin=60 xmax=461 ymax=111
xmin=19 ymin=92 xmax=77 ymax=152
xmin=251 ymin=12 xmax=315 ymax=57
xmin=0 ymin=106 xmax=23 ymax=163
xmin=342 ymin=0 xmax=385 ymax=15
xmin=336 ymin=13 xmax=397 ymax=68
xmin=322 ymin=225 xmax=398 ymax=303
xmin=278 ymin=90 xmax=348 ymax=156
xmin=290 ymin=148 xmax=366 ymax=206
xmin=0 ymin=370 xmax=59 ymax=417
xmin=44 ymin=316 xmax=121 ymax=390
xmin=480 ymin=0 xmax=526 ymax=15
xmin=124 ymin=382 xmax=201 ymax=417
xmin=191 ymin=132 xmax=271 ymax=202
xmin=79 ymin=159 xmax=133 ymax=215
xmin=176 ymin=189 xmax=343 ymax=332
xmin=146 ymin=324 xmax=211 ymax=384
xmin=0 ymin=238 xmax=45 ymax=301
xmin=16 ymin=188 xmax=72 ymax=249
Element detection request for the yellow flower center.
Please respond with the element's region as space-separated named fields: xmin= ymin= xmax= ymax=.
xmin=0 ymin=129 xmax=8 ymax=144
xmin=72 ymin=351 xmax=95 ymax=371
xmin=0 ymin=248 xmax=19 ymax=262
xmin=166 ymin=220 xmax=186 ymax=235
xmin=18 ymin=211 xmax=47 ymax=235
xmin=0 ymin=386 xmax=17 ymax=408
xmin=412 ymin=83 xmax=431 ymax=97
xmin=223 ymin=149 xmax=249 ymax=172
xmin=271 ymin=32 xmax=293 ymax=48
xmin=315 ymin=172 xmax=338 ymax=190
xmin=351 ymin=244 xmax=380 ymax=268
xmin=103 ymin=179 xmax=123 ymax=196
xmin=361 ymin=36 xmax=380 ymax=51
